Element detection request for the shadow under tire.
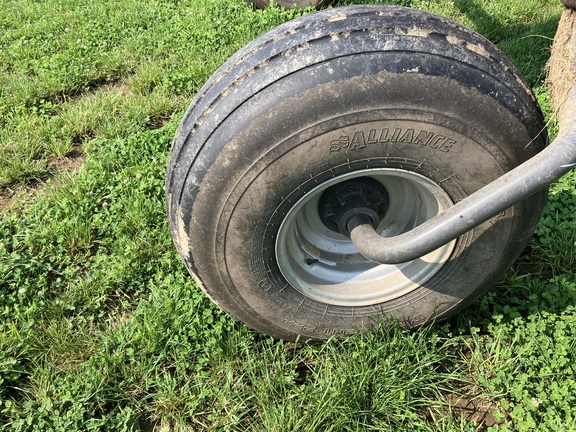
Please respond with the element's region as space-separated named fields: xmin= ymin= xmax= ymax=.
xmin=166 ymin=5 xmax=548 ymax=341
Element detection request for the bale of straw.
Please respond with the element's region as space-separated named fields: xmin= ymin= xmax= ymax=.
xmin=547 ymin=7 xmax=576 ymax=120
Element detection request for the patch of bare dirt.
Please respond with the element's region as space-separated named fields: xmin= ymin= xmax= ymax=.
xmin=0 ymin=191 xmax=13 ymax=210
xmin=48 ymin=148 xmax=86 ymax=174
xmin=446 ymin=392 xmax=501 ymax=430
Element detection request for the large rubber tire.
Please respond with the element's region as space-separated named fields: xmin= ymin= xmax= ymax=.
xmin=247 ymin=0 xmax=328 ymax=9
xmin=166 ymin=5 xmax=548 ymax=341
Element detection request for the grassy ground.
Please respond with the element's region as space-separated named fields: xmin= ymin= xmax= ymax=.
xmin=1 ymin=0 xmax=574 ymax=430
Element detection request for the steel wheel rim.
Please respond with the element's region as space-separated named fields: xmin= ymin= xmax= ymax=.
xmin=275 ymin=168 xmax=456 ymax=306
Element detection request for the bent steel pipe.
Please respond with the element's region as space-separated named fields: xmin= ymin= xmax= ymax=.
xmin=350 ymin=88 xmax=576 ymax=264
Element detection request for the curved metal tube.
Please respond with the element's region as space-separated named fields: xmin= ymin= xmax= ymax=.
xmin=350 ymin=90 xmax=576 ymax=264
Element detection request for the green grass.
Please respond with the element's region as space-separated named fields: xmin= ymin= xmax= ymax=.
xmin=0 ymin=0 xmax=303 ymax=188
xmin=1 ymin=0 xmax=575 ymax=430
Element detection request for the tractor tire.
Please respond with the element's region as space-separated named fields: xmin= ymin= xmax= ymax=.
xmin=166 ymin=5 xmax=548 ymax=340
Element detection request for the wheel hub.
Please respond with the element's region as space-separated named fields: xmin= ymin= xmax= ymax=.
xmin=318 ymin=177 xmax=390 ymax=237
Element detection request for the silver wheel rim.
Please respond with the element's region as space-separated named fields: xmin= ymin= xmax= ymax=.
xmin=275 ymin=169 xmax=456 ymax=306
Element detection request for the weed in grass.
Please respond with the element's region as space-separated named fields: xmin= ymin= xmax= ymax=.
xmin=0 ymin=153 xmax=51 ymax=189
xmin=46 ymin=137 xmax=75 ymax=159
xmin=128 ymin=63 xmax=166 ymax=97
xmin=0 ymin=113 xmax=55 ymax=187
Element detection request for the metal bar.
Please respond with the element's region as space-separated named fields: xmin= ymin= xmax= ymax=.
xmin=350 ymin=88 xmax=576 ymax=264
